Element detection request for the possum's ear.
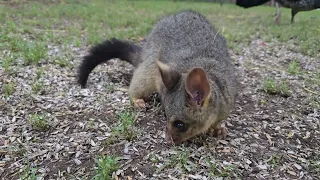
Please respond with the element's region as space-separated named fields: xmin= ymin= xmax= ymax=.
xmin=156 ymin=60 xmax=181 ymax=91
xmin=185 ymin=68 xmax=211 ymax=109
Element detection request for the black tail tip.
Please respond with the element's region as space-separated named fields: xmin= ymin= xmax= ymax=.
xmin=77 ymin=80 xmax=87 ymax=89
xmin=76 ymin=77 xmax=87 ymax=89
xmin=76 ymin=66 xmax=88 ymax=89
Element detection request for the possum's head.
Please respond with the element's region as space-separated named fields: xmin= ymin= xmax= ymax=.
xmin=156 ymin=60 xmax=216 ymax=145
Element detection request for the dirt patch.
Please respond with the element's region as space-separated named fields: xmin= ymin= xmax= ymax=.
xmin=1 ymin=37 xmax=319 ymax=179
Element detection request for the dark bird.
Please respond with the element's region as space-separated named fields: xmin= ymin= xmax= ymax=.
xmin=236 ymin=0 xmax=320 ymax=23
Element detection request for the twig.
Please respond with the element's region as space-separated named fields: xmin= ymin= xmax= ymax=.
xmin=117 ymin=87 xmax=128 ymax=92
xmin=302 ymin=87 xmax=320 ymax=96
xmin=213 ymin=29 xmax=221 ymax=43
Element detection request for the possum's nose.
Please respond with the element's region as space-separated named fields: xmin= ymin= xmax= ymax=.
xmin=165 ymin=128 xmax=173 ymax=143
xmin=165 ymin=128 xmax=183 ymax=145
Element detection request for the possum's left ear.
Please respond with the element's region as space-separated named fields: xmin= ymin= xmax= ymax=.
xmin=156 ymin=60 xmax=181 ymax=91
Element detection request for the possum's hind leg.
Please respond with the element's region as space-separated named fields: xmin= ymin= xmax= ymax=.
xmin=128 ymin=62 xmax=157 ymax=108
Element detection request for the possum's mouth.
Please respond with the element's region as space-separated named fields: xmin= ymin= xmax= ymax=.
xmin=165 ymin=128 xmax=183 ymax=145
xmin=165 ymin=129 xmax=173 ymax=142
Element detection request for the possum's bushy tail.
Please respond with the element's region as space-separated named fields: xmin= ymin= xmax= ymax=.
xmin=77 ymin=38 xmax=142 ymax=88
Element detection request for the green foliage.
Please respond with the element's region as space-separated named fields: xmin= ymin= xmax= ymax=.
xmin=91 ymin=155 xmax=119 ymax=180
xmin=287 ymin=60 xmax=301 ymax=75
xmin=104 ymin=109 xmax=137 ymax=145
xmin=263 ymin=77 xmax=278 ymax=95
xmin=116 ymin=110 xmax=135 ymax=132
xmin=31 ymin=80 xmax=45 ymax=94
xmin=2 ymin=81 xmax=15 ymax=99
xmin=0 ymin=0 xmax=319 ymax=59
xmin=263 ymin=77 xmax=291 ymax=97
xmin=19 ymin=154 xmax=41 ymax=180
xmin=23 ymin=42 xmax=47 ymax=65
xmin=1 ymin=56 xmax=14 ymax=73
xmin=279 ymin=81 xmax=291 ymax=97
xmin=114 ymin=109 xmax=137 ymax=141
xmin=28 ymin=113 xmax=50 ymax=131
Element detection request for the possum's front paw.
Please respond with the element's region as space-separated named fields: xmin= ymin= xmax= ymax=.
xmin=212 ymin=127 xmax=227 ymax=138
xmin=207 ymin=126 xmax=227 ymax=139
xmin=133 ymin=98 xmax=146 ymax=108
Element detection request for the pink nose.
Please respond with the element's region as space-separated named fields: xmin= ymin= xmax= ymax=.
xmin=164 ymin=129 xmax=184 ymax=145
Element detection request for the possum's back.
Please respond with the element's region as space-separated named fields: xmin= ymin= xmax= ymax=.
xmin=142 ymin=10 xmax=228 ymax=67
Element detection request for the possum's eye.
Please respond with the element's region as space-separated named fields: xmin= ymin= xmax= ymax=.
xmin=173 ymin=120 xmax=188 ymax=132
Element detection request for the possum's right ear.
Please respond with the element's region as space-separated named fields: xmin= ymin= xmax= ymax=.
xmin=185 ymin=67 xmax=211 ymax=110
xmin=156 ymin=60 xmax=181 ymax=91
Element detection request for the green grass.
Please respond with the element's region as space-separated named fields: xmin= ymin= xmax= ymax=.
xmin=91 ymin=155 xmax=119 ymax=180
xmin=308 ymin=96 xmax=320 ymax=109
xmin=1 ymin=35 xmax=47 ymax=65
xmin=0 ymin=0 xmax=319 ymax=59
xmin=19 ymin=164 xmax=39 ymax=180
xmin=23 ymin=42 xmax=48 ymax=65
xmin=28 ymin=113 xmax=50 ymax=131
xmin=266 ymin=155 xmax=282 ymax=169
xmin=31 ymin=67 xmax=46 ymax=94
xmin=169 ymin=150 xmax=189 ymax=169
xmin=31 ymin=79 xmax=44 ymax=94
xmin=104 ymin=84 xmax=116 ymax=92
xmin=88 ymin=118 xmax=95 ymax=130
xmin=262 ymin=77 xmax=291 ymax=97
xmin=104 ymin=109 xmax=137 ymax=145
xmin=36 ymin=67 xmax=44 ymax=79
xmin=55 ymin=57 xmax=70 ymax=67
xmin=156 ymin=148 xmax=192 ymax=173
xmin=19 ymin=154 xmax=40 ymax=180
xmin=1 ymin=56 xmax=14 ymax=73
xmin=116 ymin=110 xmax=135 ymax=131
xmin=9 ymin=144 xmax=27 ymax=158
xmin=114 ymin=109 xmax=137 ymax=141
xmin=263 ymin=77 xmax=278 ymax=94
xmin=207 ymin=160 xmax=218 ymax=177
xmin=287 ymin=60 xmax=301 ymax=75
xmin=309 ymin=153 xmax=320 ymax=176
xmin=219 ymin=164 xmax=236 ymax=177
xmin=2 ymin=81 xmax=15 ymax=99
xmin=206 ymin=159 xmax=238 ymax=178
xmin=279 ymin=81 xmax=291 ymax=97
